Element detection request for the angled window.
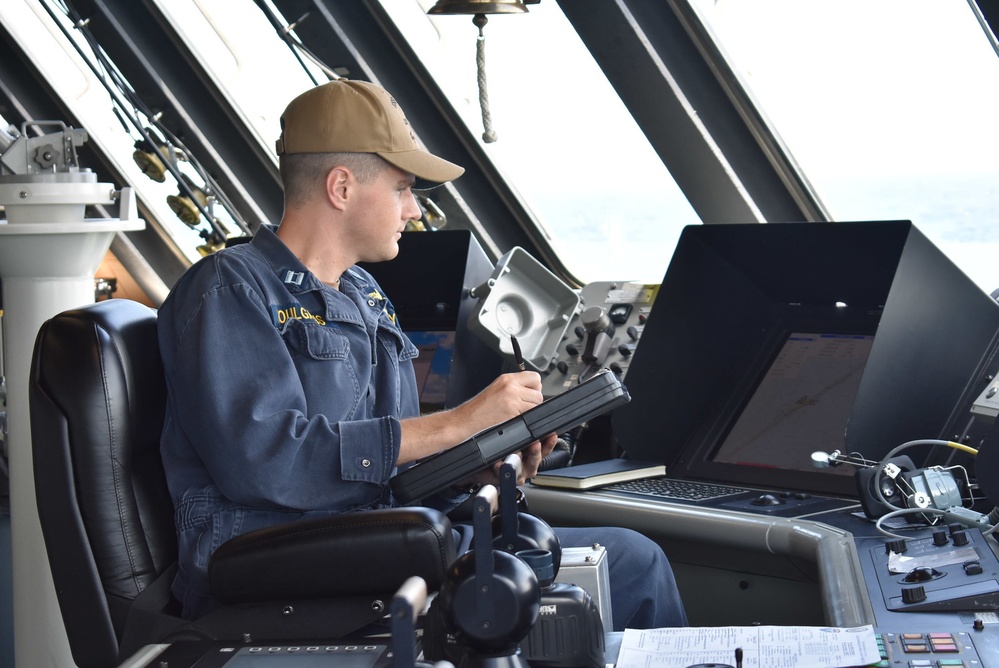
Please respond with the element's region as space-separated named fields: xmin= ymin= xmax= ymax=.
xmin=692 ymin=0 xmax=999 ymax=294
xmin=379 ymin=0 xmax=700 ymax=284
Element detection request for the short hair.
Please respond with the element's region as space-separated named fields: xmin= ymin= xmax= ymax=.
xmin=279 ymin=152 xmax=389 ymax=208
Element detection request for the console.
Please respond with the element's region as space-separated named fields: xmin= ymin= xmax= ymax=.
xmin=540 ymin=280 xmax=655 ymax=398
xmin=613 ymin=221 xmax=999 ymax=498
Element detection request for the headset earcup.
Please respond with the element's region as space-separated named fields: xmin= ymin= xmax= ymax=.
xmin=438 ymin=550 xmax=540 ymax=653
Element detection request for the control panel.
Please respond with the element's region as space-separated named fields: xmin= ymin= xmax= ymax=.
xmin=865 ymin=526 xmax=999 ymax=614
xmin=872 ymin=630 xmax=985 ymax=666
xmin=129 ymin=640 xmax=393 ymax=668
xmin=540 ymin=281 xmax=658 ymax=398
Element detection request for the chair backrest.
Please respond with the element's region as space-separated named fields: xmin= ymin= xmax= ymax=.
xmin=29 ymin=299 xmax=177 ymax=668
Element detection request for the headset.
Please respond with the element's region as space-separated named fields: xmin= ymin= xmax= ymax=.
xmin=813 ymin=439 xmax=997 ymax=539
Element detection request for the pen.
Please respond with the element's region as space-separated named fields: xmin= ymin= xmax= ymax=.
xmin=510 ymin=335 xmax=526 ymax=371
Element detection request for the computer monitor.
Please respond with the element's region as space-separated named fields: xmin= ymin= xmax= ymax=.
xmin=709 ymin=331 xmax=874 ymax=478
xmin=408 ymin=330 xmax=456 ymax=413
xmin=613 ymin=221 xmax=999 ymax=497
xmin=361 ymin=230 xmax=504 ymax=411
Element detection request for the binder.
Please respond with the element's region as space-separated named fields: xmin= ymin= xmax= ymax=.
xmin=390 ymin=370 xmax=630 ymax=504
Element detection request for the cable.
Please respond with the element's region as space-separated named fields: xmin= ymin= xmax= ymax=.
xmin=39 ymin=0 xmax=250 ymax=240
xmin=253 ymin=0 xmax=340 ymax=82
xmin=875 ymin=507 xmax=948 ymax=540
xmin=881 ymin=439 xmax=978 ymax=461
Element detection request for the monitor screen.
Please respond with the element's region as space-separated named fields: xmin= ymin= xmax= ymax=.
xmin=709 ymin=332 xmax=874 ymax=478
xmin=408 ymin=330 xmax=456 ymax=414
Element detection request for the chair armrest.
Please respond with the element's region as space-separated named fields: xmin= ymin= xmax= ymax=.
xmin=208 ymin=507 xmax=456 ymax=605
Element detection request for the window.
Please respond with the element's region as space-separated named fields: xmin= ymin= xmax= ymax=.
xmin=148 ymin=0 xmax=322 ymax=162
xmin=691 ymin=0 xmax=999 ymax=294
xmin=380 ymin=0 xmax=699 ymax=284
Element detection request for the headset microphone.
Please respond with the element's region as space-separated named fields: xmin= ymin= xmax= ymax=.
xmin=810 ymin=450 xmax=875 ymax=468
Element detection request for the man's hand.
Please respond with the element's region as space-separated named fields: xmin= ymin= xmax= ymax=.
xmin=398 ymin=371 xmax=547 ymax=466
xmin=455 ymin=371 xmax=546 ymax=433
xmin=470 ymin=431 xmax=558 ymax=488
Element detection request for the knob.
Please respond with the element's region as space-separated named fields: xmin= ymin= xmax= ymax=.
xmin=901 ymin=586 xmax=926 ymax=604
xmin=626 ymin=325 xmax=639 ymax=341
xmin=932 ymin=530 xmax=949 ymax=546
xmin=565 ymin=343 xmax=579 ymax=357
xmin=886 ymin=539 xmax=907 ymax=554
xmin=952 ymin=530 xmax=969 ymax=546
xmin=580 ymin=306 xmax=611 ymax=333
xmin=556 ymin=361 xmax=568 ymax=374
xmin=609 ymin=362 xmax=623 ymax=375
xmin=617 ymin=344 xmax=632 ymax=357
xmin=574 ymin=325 xmax=585 ymax=339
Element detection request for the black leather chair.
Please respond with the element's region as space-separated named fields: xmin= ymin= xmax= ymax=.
xmin=29 ymin=299 xmax=456 ymax=668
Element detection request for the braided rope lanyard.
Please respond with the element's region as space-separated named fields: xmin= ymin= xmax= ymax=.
xmin=473 ymin=14 xmax=498 ymax=143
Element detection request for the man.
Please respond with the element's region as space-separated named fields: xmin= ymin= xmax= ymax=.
xmin=158 ymin=78 xmax=686 ymax=629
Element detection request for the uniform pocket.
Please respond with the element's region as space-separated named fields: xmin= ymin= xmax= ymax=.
xmin=377 ymin=326 xmax=419 ymax=362
xmin=283 ymin=318 xmax=350 ymax=360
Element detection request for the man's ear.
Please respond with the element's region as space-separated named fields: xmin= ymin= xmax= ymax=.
xmin=325 ymin=166 xmax=351 ymax=210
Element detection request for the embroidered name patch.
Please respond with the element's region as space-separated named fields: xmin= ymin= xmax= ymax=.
xmin=271 ymin=303 xmax=327 ymax=327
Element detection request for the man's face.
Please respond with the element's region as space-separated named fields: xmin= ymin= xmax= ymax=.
xmin=348 ymin=162 xmax=422 ymax=263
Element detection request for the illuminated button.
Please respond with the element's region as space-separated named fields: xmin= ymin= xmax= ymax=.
xmin=903 ymin=644 xmax=929 ymax=653
xmin=902 ymin=633 xmax=924 ymax=640
xmin=930 ymin=636 xmax=958 ymax=653
xmin=906 ymin=661 xmax=932 ymax=667
xmin=932 ymin=644 xmax=959 ymax=652
xmin=937 ymin=660 xmax=967 ymax=666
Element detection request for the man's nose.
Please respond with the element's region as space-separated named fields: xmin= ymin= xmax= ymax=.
xmin=403 ymin=190 xmax=422 ymax=221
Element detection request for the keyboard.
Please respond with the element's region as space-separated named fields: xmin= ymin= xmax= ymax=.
xmin=605 ymin=477 xmax=750 ymax=502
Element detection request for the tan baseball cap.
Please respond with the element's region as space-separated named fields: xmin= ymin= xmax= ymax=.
xmin=276 ymin=79 xmax=464 ymax=189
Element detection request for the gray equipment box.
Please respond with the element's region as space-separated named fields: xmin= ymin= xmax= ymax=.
xmin=555 ymin=544 xmax=613 ymax=631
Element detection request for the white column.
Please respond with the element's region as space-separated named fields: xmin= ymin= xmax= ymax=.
xmin=0 ymin=180 xmax=143 ymax=668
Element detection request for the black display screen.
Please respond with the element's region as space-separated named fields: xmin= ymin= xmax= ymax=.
xmin=408 ymin=330 xmax=456 ymax=413
xmin=709 ymin=332 xmax=874 ymax=478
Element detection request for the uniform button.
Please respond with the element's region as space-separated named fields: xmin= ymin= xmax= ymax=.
xmin=361 ymin=458 xmax=372 ymax=468
xmin=368 ymin=299 xmax=376 ymax=307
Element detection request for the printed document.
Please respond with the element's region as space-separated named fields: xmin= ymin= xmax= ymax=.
xmin=616 ymin=625 xmax=881 ymax=668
